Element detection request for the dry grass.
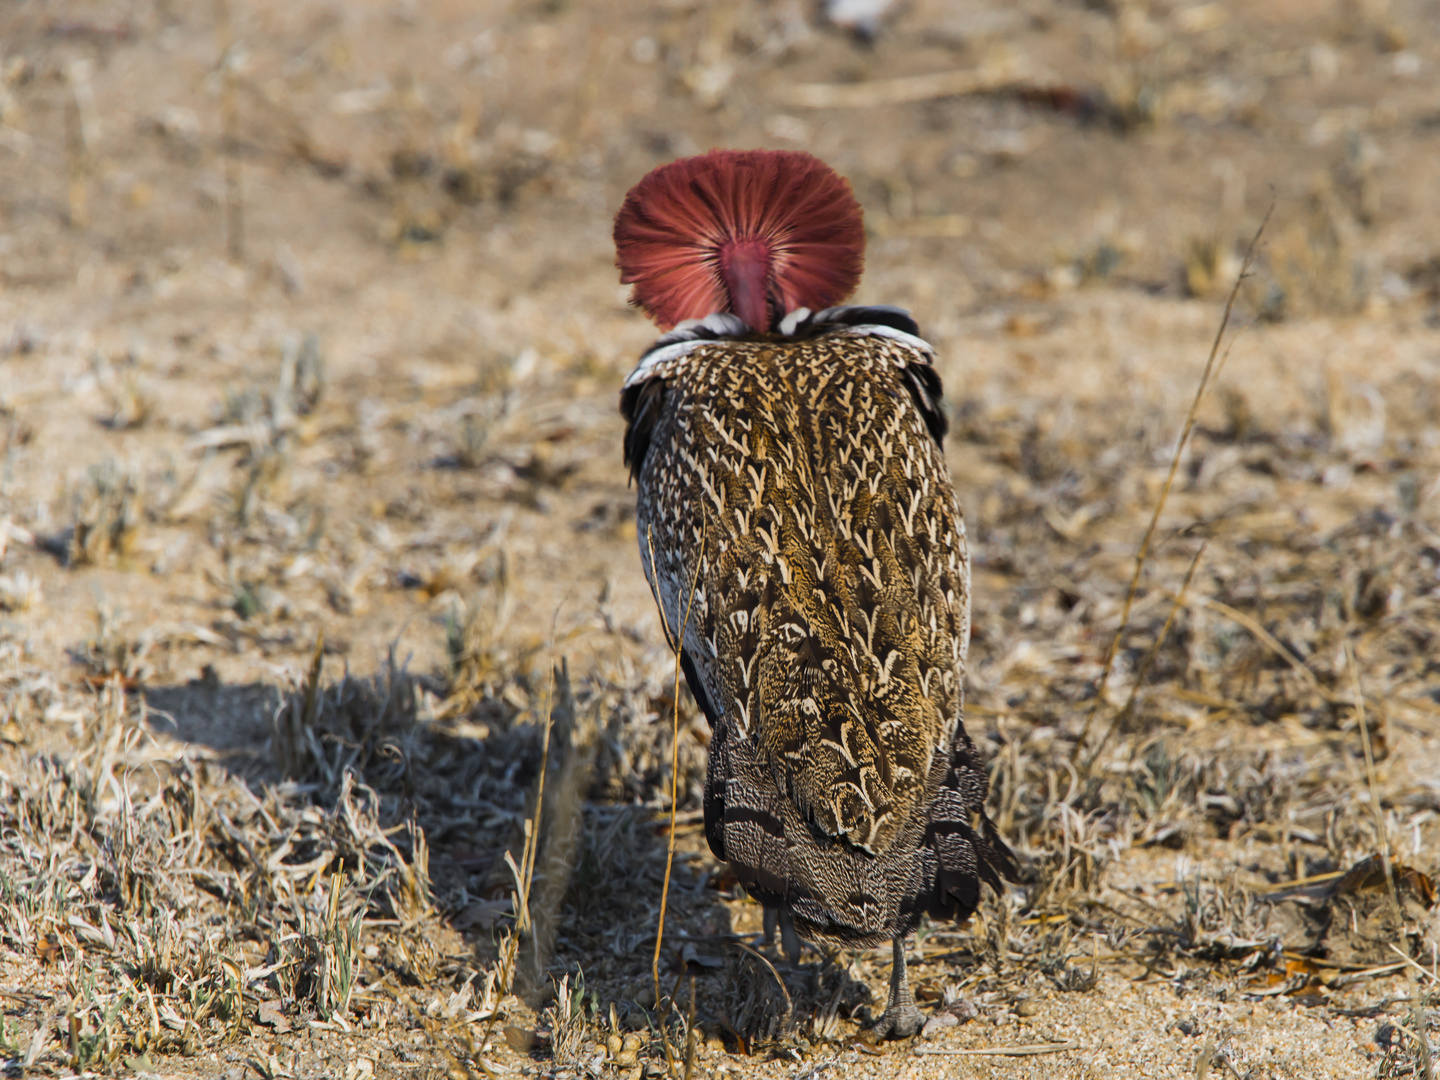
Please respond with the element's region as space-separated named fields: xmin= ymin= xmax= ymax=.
xmin=3 ymin=0 xmax=1440 ymax=1076
xmin=7 ymin=281 xmax=1437 ymax=1076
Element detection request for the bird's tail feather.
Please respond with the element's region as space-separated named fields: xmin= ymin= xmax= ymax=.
xmin=709 ymin=719 xmax=1015 ymax=946
xmin=923 ymin=737 xmax=1018 ymax=922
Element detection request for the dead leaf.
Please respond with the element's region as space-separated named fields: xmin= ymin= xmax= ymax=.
xmin=257 ymin=1000 xmax=292 ymax=1033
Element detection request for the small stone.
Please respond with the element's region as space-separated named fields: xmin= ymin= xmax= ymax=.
xmin=921 ymin=1012 xmax=959 ymax=1039
xmin=944 ymin=999 xmax=979 ymax=1023
xmin=503 ymin=1025 xmax=536 ymax=1052
xmin=615 ymin=1033 xmax=643 ymax=1067
xmin=1015 ymin=998 xmax=1041 ymax=1017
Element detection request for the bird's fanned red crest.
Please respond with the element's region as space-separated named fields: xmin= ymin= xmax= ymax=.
xmin=613 ymin=149 xmax=865 ymax=332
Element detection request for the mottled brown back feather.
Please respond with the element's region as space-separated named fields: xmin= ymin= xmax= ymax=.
xmin=622 ymin=323 xmax=1014 ymax=946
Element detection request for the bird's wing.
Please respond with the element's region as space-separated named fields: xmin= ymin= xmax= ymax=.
xmin=625 ymin=327 xmax=968 ymax=861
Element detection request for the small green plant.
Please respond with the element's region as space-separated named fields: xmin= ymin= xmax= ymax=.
xmin=545 ymin=970 xmax=593 ymax=1068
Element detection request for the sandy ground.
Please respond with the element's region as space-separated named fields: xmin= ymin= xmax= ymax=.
xmin=2 ymin=1 xmax=1439 ymax=1077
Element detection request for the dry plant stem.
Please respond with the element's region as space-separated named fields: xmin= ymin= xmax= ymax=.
xmin=64 ymin=71 xmax=88 ymax=229
xmin=523 ymin=637 xmax=559 ymax=919
xmin=1085 ymin=542 xmax=1206 ymax=769
xmin=217 ymin=0 xmax=243 ymax=263
xmin=647 ymin=524 xmax=707 ymax=1012
xmin=913 ymin=1041 xmax=1081 ymax=1057
xmin=1390 ymin=944 xmax=1440 ymax=985
xmin=498 ymin=621 xmax=560 ymax=996
xmin=683 ymin=972 xmax=697 ymax=1080
xmin=527 ymin=661 xmax=592 ymax=995
xmin=731 ymin=942 xmax=793 ymax=1021
xmin=1347 ymin=641 xmax=1435 ymax=1080
xmin=1197 ymin=1040 xmax=1216 ymax=1080
xmin=1194 ymin=596 xmax=1332 ymax=701
xmin=783 ymin=65 xmax=1017 ymax=108
xmin=1072 ymin=206 xmax=1272 ymax=768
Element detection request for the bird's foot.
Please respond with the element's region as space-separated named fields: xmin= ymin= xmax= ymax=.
xmin=872 ymin=933 xmax=923 ymax=1039
xmin=871 ymin=1002 xmax=925 ymax=1039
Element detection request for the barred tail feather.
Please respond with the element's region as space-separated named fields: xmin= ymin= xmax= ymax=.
xmin=924 ymin=739 xmax=1018 ymax=921
xmin=704 ymin=718 xmax=1015 ymax=949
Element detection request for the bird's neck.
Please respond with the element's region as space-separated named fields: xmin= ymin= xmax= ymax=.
xmin=718 ymin=239 xmax=774 ymax=333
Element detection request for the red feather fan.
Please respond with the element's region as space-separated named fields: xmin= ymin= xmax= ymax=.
xmin=613 ymin=150 xmax=865 ymax=332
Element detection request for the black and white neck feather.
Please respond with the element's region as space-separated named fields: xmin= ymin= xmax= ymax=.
xmin=624 ymin=305 xmax=930 ymax=390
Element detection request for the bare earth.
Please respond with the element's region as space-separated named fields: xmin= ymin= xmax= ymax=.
xmin=1 ymin=1 xmax=1438 ymax=1078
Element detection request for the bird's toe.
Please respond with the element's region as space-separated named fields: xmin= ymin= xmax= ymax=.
xmin=872 ymin=1003 xmax=925 ymax=1039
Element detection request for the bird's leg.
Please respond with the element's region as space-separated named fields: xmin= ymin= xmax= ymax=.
xmin=778 ymin=908 xmax=801 ymax=966
xmin=873 ymin=934 xmax=924 ymax=1038
xmin=762 ymin=907 xmax=802 ymax=965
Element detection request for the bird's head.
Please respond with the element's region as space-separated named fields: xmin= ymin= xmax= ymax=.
xmin=613 ymin=149 xmax=865 ymax=334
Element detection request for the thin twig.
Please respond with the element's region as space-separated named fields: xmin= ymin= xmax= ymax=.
xmin=914 ymin=1041 xmax=1081 ymax=1057
xmin=1072 ymin=205 xmax=1272 ymax=768
xmin=730 ymin=942 xmax=793 ymax=1022
xmin=1085 ymin=542 xmax=1206 ymax=770
xmin=217 ymin=0 xmax=244 ymax=263
xmin=1329 ymin=961 xmax=1411 ymax=988
xmin=782 ymin=64 xmax=1020 ymax=109
xmin=1390 ymin=944 xmax=1440 ymax=985
xmin=647 ymin=525 xmax=706 ymax=1014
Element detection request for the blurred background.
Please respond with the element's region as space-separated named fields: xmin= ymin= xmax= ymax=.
xmin=1 ymin=3 xmax=1439 ymax=1074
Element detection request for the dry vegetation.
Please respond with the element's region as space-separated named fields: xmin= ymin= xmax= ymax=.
xmin=2 ymin=0 xmax=1440 ymax=1077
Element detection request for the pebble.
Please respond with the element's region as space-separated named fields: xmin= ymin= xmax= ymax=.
xmin=502 ymin=1025 xmax=536 ymax=1052
xmin=921 ymin=1012 xmax=960 ymax=1039
xmin=613 ymin=1032 xmax=643 ymax=1067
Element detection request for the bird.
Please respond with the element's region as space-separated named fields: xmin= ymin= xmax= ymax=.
xmin=614 ymin=149 xmax=1015 ymax=1038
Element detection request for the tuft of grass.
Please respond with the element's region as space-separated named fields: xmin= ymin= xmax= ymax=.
xmin=68 ymin=461 xmax=144 ymax=566
xmin=1263 ymin=177 xmax=1368 ymax=318
xmin=101 ymin=373 xmax=155 ymax=431
xmin=544 ymin=971 xmax=592 ymax=1069
xmin=275 ymin=333 xmax=325 ymax=420
xmin=455 ymin=413 xmax=490 ymax=469
xmin=0 ymin=570 xmax=42 ymax=613
xmin=443 ymin=576 xmax=514 ymax=711
xmin=71 ymin=601 xmax=154 ymax=685
xmin=273 ymin=873 xmax=364 ymax=1021
xmin=718 ymin=943 xmax=794 ymax=1051
xmin=228 ymin=446 xmax=292 ymax=532
xmin=1184 ymin=234 xmax=1241 ymax=300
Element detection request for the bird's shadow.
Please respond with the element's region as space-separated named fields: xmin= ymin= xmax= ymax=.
xmin=136 ymin=665 xmax=880 ymax=1047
